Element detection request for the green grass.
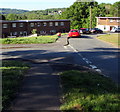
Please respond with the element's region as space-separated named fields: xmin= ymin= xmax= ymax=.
xmin=97 ymin=34 xmax=119 ymax=47
xmin=60 ymin=70 xmax=120 ymax=112
xmin=1 ymin=60 xmax=29 ymax=110
xmin=1 ymin=35 xmax=58 ymax=44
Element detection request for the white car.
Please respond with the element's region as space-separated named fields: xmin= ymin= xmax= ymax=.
xmin=111 ymin=27 xmax=120 ymax=33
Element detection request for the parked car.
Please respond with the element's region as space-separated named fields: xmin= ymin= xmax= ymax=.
xmin=79 ymin=28 xmax=91 ymax=34
xmin=110 ymin=27 xmax=120 ymax=33
xmin=90 ymin=28 xmax=103 ymax=33
xmin=68 ymin=29 xmax=81 ymax=37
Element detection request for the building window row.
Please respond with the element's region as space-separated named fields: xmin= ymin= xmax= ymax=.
xmin=3 ymin=22 xmax=65 ymax=29
xmin=30 ymin=22 xmax=64 ymax=27
xmin=109 ymin=19 xmax=120 ymax=22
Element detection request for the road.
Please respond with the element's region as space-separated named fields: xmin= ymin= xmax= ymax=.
xmin=67 ymin=34 xmax=119 ymax=84
xmin=1 ymin=34 xmax=119 ymax=85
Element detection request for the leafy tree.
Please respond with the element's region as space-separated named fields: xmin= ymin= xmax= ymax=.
xmin=110 ymin=1 xmax=120 ymax=17
xmin=6 ymin=14 xmax=18 ymax=20
xmin=60 ymin=1 xmax=100 ymax=29
xmin=0 ymin=14 xmax=6 ymax=20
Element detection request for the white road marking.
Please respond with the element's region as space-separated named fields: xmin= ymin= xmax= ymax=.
xmin=65 ymin=44 xmax=102 ymax=73
xmin=89 ymin=65 xmax=97 ymax=69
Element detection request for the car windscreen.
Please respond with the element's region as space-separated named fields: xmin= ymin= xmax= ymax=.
xmin=71 ymin=30 xmax=78 ymax=32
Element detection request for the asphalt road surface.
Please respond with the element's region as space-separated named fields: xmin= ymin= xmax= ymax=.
xmin=1 ymin=34 xmax=119 ymax=85
xmin=67 ymin=34 xmax=119 ymax=84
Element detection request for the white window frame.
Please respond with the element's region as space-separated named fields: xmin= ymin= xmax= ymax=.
xmin=43 ymin=22 xmax=47 ymax=26
xmin=37 ymin=22 xmax=41 ymax=27
xmin=117 ymin=19 xmax=120 ymax=22
xmin=60 ymin=22 xmax=64 ymax=26
xmin=3 ymin=24 xmax=8 ymax=28
xmin=19 ymin=23 xmax=23 ymax=27
xmin=30 ymin=23 xmax=34 ymax=27
xmin=20 ymin=31 xmax=23 ymax=35
xmin=13 ymin=32 xmax=17 ymax=35
xmin=55 ymin=22 xmax=59 ymax=26
xmin=110 ymin=19 xmax=113 ymax=22
xmin=49 ymin=22 xmax=53 ymax=26
xmin=12 ymin=23 xmax=16 ymax=28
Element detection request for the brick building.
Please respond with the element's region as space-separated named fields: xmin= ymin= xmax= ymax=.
xmin=96 ymin=17 xmax=120 ymax=31
xmin=0 ymin=19 xmax=71 ymax=38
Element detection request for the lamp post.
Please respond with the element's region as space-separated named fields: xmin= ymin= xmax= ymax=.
xmin=90 ymin=5 xmax=92 ymax=30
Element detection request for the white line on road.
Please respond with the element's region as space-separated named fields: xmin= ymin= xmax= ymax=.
xmin=66 ymin=44 xmax=102 ymax=73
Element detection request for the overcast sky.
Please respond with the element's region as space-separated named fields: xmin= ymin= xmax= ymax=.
xmin=0 ymin=0 xmax=120 ymax=11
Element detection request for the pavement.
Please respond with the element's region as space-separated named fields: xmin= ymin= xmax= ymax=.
xmin=5 ymin=35 xmax=69 ymax=111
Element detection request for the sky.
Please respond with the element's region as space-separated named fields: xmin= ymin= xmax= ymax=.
xmin=0 ymin=0 xmax=120 ymax=11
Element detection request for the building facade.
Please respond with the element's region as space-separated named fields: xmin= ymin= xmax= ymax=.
xmin=96 ymin=17 xmax=120 ymax=31
xmin=0 ymin=19 xmax=71 ymax=38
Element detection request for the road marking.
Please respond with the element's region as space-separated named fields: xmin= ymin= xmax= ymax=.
xmin=63 ymin=46 xmax=67 ymax=49
xmin=67 ymin=44 xmax=102 ymax=73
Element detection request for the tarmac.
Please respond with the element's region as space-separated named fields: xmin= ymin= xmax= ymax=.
xmin=8 ymin=35 xmax=68 ymax=111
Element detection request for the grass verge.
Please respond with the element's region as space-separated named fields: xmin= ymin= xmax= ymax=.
xmin=1 ymin=35 xmax=58 ymax=44
xmin=97 ymin=34 xmax=119 ymax=47
xmin=1 ymin=60 xmax=29 ymax=110
xmin=60 ymin=70 xmax=120 ymax=112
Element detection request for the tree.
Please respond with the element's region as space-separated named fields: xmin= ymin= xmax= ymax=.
xmin=110 ymin=1 xmax=120 ymax=17
xmin=0 ymin=14 xmax=6 ymax=20
xmin=60 ymin=1 xmax=100 ymax=29
xmin=6 ymin=14 xmax=18 ymax=20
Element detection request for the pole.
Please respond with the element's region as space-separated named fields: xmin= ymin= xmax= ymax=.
xmin=90 ymin=6 xmax=92 ymax=30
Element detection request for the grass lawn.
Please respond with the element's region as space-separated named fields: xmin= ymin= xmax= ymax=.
xmin=60 ymin=70 xmax=120 ymax=112
xmin=97 ymin=34 xmax=119 ymax=47
xmin=1 ymin=34 xmax=58 ymax=44
xmin=1 ymin=60 xmax=29 ymax=110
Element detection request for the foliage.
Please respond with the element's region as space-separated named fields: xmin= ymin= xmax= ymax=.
xmin=1 ymin=35 xmax=58 ymax=44
xmin=110 ymin=1 xmax=120 ymax=17
xmin=60 ymin=70 xmax=120 ymax=111
xmin=6 ymin=14 xmax=18 ymax=20
xmin=0 ymin=8 xmax=29 ymax=14
xmin=32 ymin=29 xmax=37 ymax=34
xmin=0 ymin=14 xmax=6 ymax=20
xmin=1 ymin=60 xmax=29 ymax=110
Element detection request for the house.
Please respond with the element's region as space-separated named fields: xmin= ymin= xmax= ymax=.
xmin=96 ymin=17 xmax=120 ymax=31
xmin=1 ymin=19 xmax=71 ymax=38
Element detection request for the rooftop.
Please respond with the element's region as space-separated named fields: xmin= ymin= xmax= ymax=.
xmin=0 ymin=19 xmax=71 ymax=23
xmin=96 ymin=17 xmax=120 ymax=19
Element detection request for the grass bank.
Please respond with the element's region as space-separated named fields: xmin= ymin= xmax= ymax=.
xmin=60 ymin=70 xmax=120 ymax=112
xmin=97 ymin=34 xmax=119 ymax=47
xmin=1 ymin=35 xmax=58 ymax=44
xmin=1 ymin=60 xmax=29 ymax=110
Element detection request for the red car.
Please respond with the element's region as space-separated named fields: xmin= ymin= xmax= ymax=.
xmin=68 ymin=29 xmax=81 ymax=37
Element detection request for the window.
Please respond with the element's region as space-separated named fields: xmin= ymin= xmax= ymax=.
xmin=37 ymin=22 xmax=41 ymax=27
xmin=40 ymin=31 xmax=46 ymax=34
xmin=49 ymin=22 xmax=53 ymax=26
xmin=55 ymin=22 xmax=59 ymax=26
xmin=3 ymin=24 xmax=8 ymax=28
xmin=30 ymin=23 xmax=34 ymax=27
xmin=50 ymin=30 xmax=56 ymax=34
xmin=110 ymin=19 xmax=113 ymax=22
xmin=12 ymin=23 xmax=16 ymax=28
xmin=13 ymin=32 xmax=17 ymax=35
xmin=20 ymin=32 xmax=23 ymax=35
xmin=117 ymin=19 xmax=120 ymax=22
xmin=43 ymin=22 xmax=47 ymax=26
xmin=60 ymin=22 xmax=64 ymax=26
xmin=19 ymin=23 xmax=23 ymax=27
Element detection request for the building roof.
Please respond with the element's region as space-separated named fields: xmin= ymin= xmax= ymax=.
xmin=96 ymin=17 xmax=120 ymax=19
xmin=0 ymin=19 xmax=71 ymax=23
